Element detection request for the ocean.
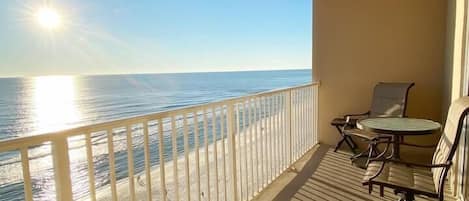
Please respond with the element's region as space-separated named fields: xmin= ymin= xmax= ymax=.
xmin=0 ymin=69 xmax=311 ymax=200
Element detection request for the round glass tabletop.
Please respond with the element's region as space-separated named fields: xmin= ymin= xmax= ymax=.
xmin=357 ymin=118 xmax=441 ymax=135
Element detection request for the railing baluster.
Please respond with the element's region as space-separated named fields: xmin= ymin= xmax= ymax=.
xmin=212 ymin=107 xmax=219 ymax=201
xmin=269 ymin=96 xmax=274 ymax=182
xmin=300 ymin=90 xmax=305 ymax=154
xmin=304 ymin=89 xmax=308 ymax=152
xmin=306 ymin=89 xmax=309 ymax=150
xmin=158 ymin=119 xmax=167 ymax=201
xmin=275 ymin=95 xmax=280 ymax=176
xmin=292 ymin=90 xmax=297 ymax=160
xmin=297 ymin=90 xmax=301 ymax=159
xmin=107 ymin=129 xmax=118 ymax=201
xmin=298 ymin=90 xmax=302 ymax=157
xmin=273 ymin=96 xmax=277 ymax=176
xmin=314 ymin=86 xmax=318 ymax=145
xmin=311 ymin=86 xmax=314 ymax=145
xmin=311 ymin=87 xmax=314 ymax=144
xmin=171 ymin=117 xmax=179 ymax=201
xmin=264 ymin=97 xmax=268 ymax=182
xmin=276 ymin=95 xmax=280 ymax=173
xmin=265 ymin=97 xmax=270 ymax=183
xmin=85 ymin=133 xmax=97 ymax=201
xmin=125 ymin=126 xmax=136 ymax=201
xmin=287 ymin=91 xmax=292 ymax=165
xmin=220 ymin=107 xmax=228 ymax=201
xmin=227 ymin=104 xmax=238 ymax=201
xmin=307 ymin=87 xmax=310 ymax=146
xmin=297 ymin=90 xmax=301 ymax=158
xmin=183 ymin=114 xmax=191 ymax=201
xmin=143 ymin=123 xmax=152 ymax=200
xmin=235 ymin=104 xmax=242 ymax=199
xmin=259 ymin=98 xmax=264 ymax=189
xmin=194 ymin=113 xmax=201 ymax=201
xmin=262 ymin=97 xmax=267 ymax=186
xmin=20 ymin=148 xmax=33 ymax=201
xmin=248 ymin=98 xmax=254 ymax=198
xmin=314 ymin=86 xmax=319 ymax=144
xmin=298 ymin=90 xmax=302 ymax=156
xmin=253 ymin=98 xmax=259 ymax=193
xmin=52 ymin=137 xmax=73 ymax=201
xmin=305 ymin=88 xmax=309 ymax=149
xmin=305 ymin=88 xmax=308 ymax=149
xmin=203 ymin=110 xmax=211 ymax=201
xmin=243 ymin=100 xmax=249 ymax=198
xmin=277 ymin=95 xmax=282 ymax=171
xmin=280 ymin=94 xmax=285 ymax=171
xmin=282 ymin=94 xmax=286 ymax=167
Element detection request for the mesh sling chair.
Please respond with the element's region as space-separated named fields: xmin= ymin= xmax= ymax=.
xmin=331 ymin=82 xmax=415 ymax=154
xmin=362 ymin=96 xmax=469 ymax=201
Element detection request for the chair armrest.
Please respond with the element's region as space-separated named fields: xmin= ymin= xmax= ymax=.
xmin=343 ymin=111 xmax=370 ymax=119
xmin=369 ymin=158 xmax=451 ymax=168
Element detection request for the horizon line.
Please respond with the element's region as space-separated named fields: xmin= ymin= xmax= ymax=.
xmin=0 ymin=67 xmax=312 ymax=79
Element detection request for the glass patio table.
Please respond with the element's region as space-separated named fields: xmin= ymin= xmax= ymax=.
xmin=356 ymin=117 xmax=441 ymax=159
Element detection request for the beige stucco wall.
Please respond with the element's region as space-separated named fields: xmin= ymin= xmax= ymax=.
xmin=314 ymin=0 xmax=448 ymax=148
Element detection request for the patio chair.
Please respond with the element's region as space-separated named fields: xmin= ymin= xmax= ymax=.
xmin=331 ymin=82 xmax=415 ymax=154
xmin=362 ymin=96 xmax=469 ymax=201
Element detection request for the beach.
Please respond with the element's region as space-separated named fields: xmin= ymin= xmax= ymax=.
xmin=92 ymin=114 xmax=290 ymax=201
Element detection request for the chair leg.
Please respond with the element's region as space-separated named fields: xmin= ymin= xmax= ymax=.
xmin=346 ymin=135 xmax=358 ymax=149
xmin=334 ymin=125 xmax=357 ymax=153
xmin=334 ymin=138 xmax=346 ymax=152
xmin=344 ymin=136 xmax=357 ymax=154
xmin=395 ymin=190 xmax=415 ymax=201
xmin=404 ymin=192 xmax=415 ymax=201
xmin=372 ymin=144 xmax=380 ymax=155
xmin=380 ymin=185 xmax=384 ymax=197
xmin=365 ymin=144 xmax=375 ymax=167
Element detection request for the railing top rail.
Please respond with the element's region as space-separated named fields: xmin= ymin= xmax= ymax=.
xmin=0 ymin=82 xmax=318 ymax=152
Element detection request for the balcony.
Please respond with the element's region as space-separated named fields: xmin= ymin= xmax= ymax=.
xmin=0 ymin=83 xmax=319 ymax=201
xmin=1 ymin=0 xmax=468 ymax=199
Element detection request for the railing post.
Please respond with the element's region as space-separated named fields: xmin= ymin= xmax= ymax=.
xmin=52 ymin=137 xmax=73 ymax=201
xmin=227 ymin=103 xmax=239 ymax=201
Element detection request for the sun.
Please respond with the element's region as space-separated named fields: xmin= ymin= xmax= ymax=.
xmin=35 ymin=7 xmax=62 ymax=30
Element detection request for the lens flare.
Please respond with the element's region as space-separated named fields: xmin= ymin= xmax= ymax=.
xmin=35 ymin=7 xmax=61 ymax=30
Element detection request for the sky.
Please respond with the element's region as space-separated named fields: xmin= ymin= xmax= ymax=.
xmin=0 ymin=0 xmax=312 ymax=77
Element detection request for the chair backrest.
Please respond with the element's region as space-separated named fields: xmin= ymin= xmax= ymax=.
xmin=432 ymin=96 xmax=469 ymax=195
xmin=369 ymin=82 xmax=415 ymax=118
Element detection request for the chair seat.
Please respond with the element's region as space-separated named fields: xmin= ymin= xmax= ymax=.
xmin=363 ymin=161 xmax=437 ymax=197
xmin=331 ymin=117 xmax=357 ymax=126
xmin=343 ymin=128 xmax=381 ymax=140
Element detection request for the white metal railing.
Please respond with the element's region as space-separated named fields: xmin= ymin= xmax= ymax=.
xmin=0 ymin=83 xmax=319 ymax=201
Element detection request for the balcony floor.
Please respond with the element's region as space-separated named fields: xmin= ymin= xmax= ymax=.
xmin=254 ymin=145 xmax=456 ymax=201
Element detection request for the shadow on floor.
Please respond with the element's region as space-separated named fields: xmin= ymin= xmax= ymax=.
xmin=271 ymin=145 xmax=455 ymax=201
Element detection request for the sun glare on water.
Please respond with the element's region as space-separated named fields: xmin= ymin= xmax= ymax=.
xmin=35 ymin=6 xmax=62 ymax=30
xmin=33 ymin=76 xmax=80 ymax=133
